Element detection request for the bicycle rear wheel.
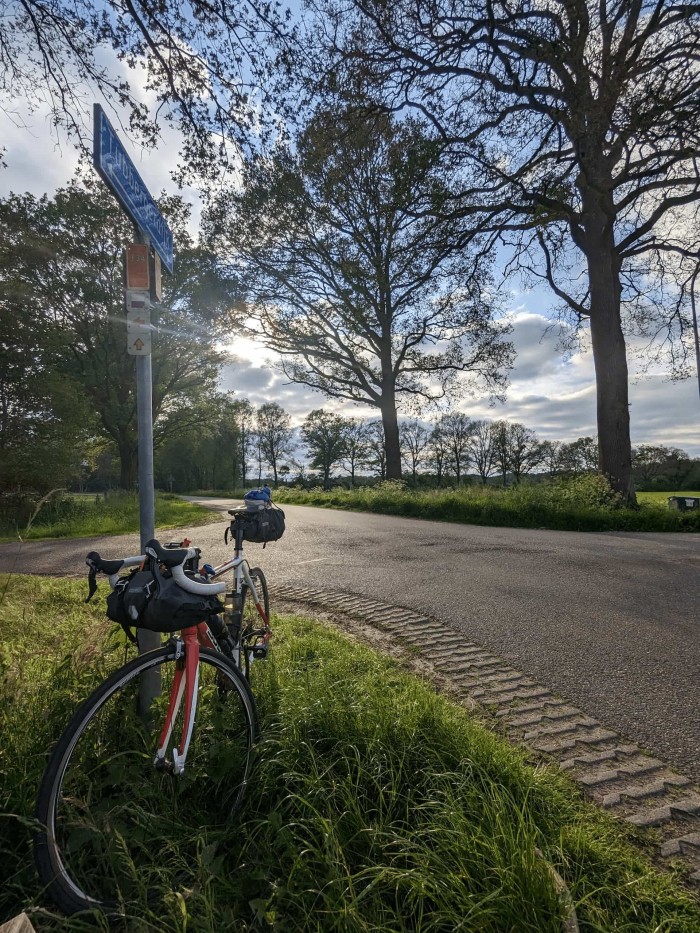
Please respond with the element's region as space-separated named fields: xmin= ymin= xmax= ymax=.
xmin=35 ymin=644 xmax=256 ymax=916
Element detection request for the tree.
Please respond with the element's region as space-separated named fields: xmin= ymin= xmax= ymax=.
xmin=207 ymin=106 xmax=513 ymax=479
xmin=323 ymin=0 xmax=700 ymax=502
xmin=490 ymin=421 xmax=544 ymax=485
xmin=302 ymin=410 xmax=349 ymax=489
xmin=504 ymin=423 xmax=544 ymax=484
xmin=427 ymin=421 xmax=450 ymax=486
xmin=559 ymin=437 xmax=599 ymax=476
xmin=437 ymin=413 xmax=473 ymax=486
xmin=155 ymin=396 xmax=254 ymax=492
xmin=341 ymin=419 xmax=372 ymax=486
xmin=491 ymin=421 xmax=511 ymax=488
xmin=0 ymin=289 xmax=95 ymax=505
xmin=366 ymin=421 xmax=387 ymax=480
xmin=399 ymin=419 xmax=430 ymax=485
xmin=539 ymin=441 xmax=563 ymax=479
xmin=256 ymin=403 xmax=294 ymax=486
xmin=0 ymin=177 xmax=238 ymax=488
xmin=467 ymin=420 xmax=497 ymax=486
xmin=632 ymin=445 xmax=687 ymax=487
xmin=1 ymin=0 xmax=291 ymax=178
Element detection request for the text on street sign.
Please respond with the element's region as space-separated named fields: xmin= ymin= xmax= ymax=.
xmin=93 ymin=104 xmax=174 ymax=273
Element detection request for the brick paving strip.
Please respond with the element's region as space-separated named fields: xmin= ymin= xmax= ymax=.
xmin=272 ymin=583 xmax=700 ymax=890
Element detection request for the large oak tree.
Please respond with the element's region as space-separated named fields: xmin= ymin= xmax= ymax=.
xmin=318 ymin=0 xmax=700 ymax=501
xmin=207 ymin=107 xmax=513 ymax=478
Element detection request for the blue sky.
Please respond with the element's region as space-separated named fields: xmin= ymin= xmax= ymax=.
xmin=2 ymin=70 xmax=698 ymax=456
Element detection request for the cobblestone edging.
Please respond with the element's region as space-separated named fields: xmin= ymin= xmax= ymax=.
xmin=272 ymin=583 xmax=700 ymax=888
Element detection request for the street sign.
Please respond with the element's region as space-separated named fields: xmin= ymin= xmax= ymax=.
xmin=126 ymin=294 xmax=152 ymax=355
xmin=93 ymin=104 xmax=174 ymax=273
xmin=126 ymin=309 xmax=151 ymax=356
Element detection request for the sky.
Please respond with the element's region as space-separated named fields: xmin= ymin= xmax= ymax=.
xmin=2 ymin=67 xmax=699 ymax=456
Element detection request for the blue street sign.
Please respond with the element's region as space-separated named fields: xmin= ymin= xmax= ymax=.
xmin=93 ymin=104 xmax=174 ymax=273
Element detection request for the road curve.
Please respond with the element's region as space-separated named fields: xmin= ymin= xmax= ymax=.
xmin=1 ymin=499 xmax=698 ymax=781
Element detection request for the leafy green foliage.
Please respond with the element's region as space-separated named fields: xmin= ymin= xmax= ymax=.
xmin=0 ymin=176 xmax=237 ymax=491
xmin=273 ymin=477 xmax=700 ymax=532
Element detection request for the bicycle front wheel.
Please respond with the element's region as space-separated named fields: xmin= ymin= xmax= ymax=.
xmin=242 ymin=566 xmax=270 ymax=680
xmin=35 ymin=644 xmax=257 ymax=916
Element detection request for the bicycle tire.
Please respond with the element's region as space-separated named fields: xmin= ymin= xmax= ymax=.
xmin=35 ymin=644 xmax=257 ymax=917
xmin=241 ymin=567 xmax=270 ymax=681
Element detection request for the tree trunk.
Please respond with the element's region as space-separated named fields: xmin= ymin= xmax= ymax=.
xmin=584 ymin=206 xmax=636 ymax=504
xmin=380 ymin=391 xmax=402 ymax=480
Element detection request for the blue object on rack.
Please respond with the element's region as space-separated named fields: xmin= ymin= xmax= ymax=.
xmin=244 ymin=486 xmax=271 ymax=503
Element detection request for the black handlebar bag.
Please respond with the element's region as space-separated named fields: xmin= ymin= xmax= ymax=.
xmin=107 ymin=564 xmax=223 ymax=634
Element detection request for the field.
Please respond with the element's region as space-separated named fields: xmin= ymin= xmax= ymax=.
xmin=1 ymin=575 xmax=699 ymax=931
xmin=0 ymin=492 xmax=213 ymax=543
xmin=637 ymin=491 xmax=700 ymax=505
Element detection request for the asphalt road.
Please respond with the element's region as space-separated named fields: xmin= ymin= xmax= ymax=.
xmin=2 ymin=499 xmax=698 ymax=781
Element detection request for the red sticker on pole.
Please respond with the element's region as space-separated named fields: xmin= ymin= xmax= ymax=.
xmin=126 ymin=243 xmax=150 ymax=290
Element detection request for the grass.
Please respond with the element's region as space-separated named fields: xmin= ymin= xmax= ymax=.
xmin=0 ymin=492 xmax=215 ymax=543
xmin=637 ymin=491 xmax=700 ymax=506
xmin=1 ymin=575 xmax=699 ymax=930
xmin=271 ymin=477 xmax=700 ymax=533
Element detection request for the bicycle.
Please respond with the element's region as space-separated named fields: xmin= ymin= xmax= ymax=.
xmin=34 ymin=506 xmax=279 ymax=916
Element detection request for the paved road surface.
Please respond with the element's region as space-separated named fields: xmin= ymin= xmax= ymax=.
xmin=1 ymin=499 xmax=698 ymax=780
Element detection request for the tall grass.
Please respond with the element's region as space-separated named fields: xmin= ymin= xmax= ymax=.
xmin=0 ymin=492 xmax=214 ymax=542
xmin=1 ymin=575 xmax=699 ymax=930
xmin=274 ymin=476 xmax=700 ymax=532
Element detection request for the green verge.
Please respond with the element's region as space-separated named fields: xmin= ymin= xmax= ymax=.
xmin=0 ymin=492 xmax=215 ymax=543
xmin=1 ymin=575 xmax=698 ymax=931
xmin=271 ymin=478 xmax=700 ymax=533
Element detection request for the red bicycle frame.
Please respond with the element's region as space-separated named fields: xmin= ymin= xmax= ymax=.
xmin=153 ymin=623 xmax=216 ymax=775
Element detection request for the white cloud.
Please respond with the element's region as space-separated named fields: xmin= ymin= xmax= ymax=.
xmin=2 ymin=90 xmax=698 ymax=456
xmin=218 ymin=308 xmax=700 ymax=455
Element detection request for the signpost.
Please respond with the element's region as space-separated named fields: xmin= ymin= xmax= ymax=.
xmin=93 ymin=104 xmax=174 ymax=711
xmin=93 ymin=105 xmax=174 ymax=273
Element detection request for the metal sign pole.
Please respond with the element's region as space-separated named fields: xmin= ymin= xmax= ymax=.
xmin=94 ymin=104 xmax=174 ymax=713
xmin=133 ymin=236 xmax=160 ymax=716
xmin=136 ymin=350 xmax=156 ymax=548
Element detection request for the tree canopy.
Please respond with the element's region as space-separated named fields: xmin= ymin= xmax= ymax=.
xmin=1 ymin=0 xmax=294 ymax=177
xmin=206 ymin=106 xmax=513 ymax=478
xmin=0 ymin=175 xmax=239 ymax=488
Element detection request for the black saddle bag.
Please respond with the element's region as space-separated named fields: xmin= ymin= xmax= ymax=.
xmin=238 ymin=505 xmax=285 ymax=544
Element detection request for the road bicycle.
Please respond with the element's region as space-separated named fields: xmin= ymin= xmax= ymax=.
xmin=34 ymin=507 xmax=273 ymax=916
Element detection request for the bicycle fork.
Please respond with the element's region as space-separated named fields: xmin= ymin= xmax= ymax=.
xmin=153 ymin=629 xmax=201 ymax=775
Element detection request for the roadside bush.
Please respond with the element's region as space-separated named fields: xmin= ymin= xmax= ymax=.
xmin=274 ymin=475 xmax=700 ymax=532
xmin=546 ymin=473 xmax=624 ymax=510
